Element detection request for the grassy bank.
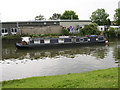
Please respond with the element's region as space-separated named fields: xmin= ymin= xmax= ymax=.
xmin=2 ymin=67 xmax=118 ymax=88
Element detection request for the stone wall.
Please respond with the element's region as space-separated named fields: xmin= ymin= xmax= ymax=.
xmin=19 ymin=26 xmax=62 ymax=35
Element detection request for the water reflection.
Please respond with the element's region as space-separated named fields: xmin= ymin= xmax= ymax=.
xmin=2 ymin=40 xmax=109 ymax=60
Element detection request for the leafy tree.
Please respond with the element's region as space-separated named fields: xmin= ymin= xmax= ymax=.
xmin=114 ymin=8 xmax=120 ymax=26
xmin=79 ymin=23 xmax=99 ymax=35
xmin=35 ymin=14 xmax=45 ymax=20
xmin=108 ymin=27 xmax=118 ymax=37
xmin=104 ymin=27 xmax=118 ymax=38
xmin=90 ymin=9 xmax=109 ymax=25
xmin=106 ymin=19 xmax=111 ymax=26
xmin=60 ymin=10 xmax=79 ymax=20
xmin=49 ymin=13 xmax=61 ymax=20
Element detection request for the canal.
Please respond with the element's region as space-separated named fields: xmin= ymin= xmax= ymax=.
xmin=0 ymin=39 xmax=119 ymax=81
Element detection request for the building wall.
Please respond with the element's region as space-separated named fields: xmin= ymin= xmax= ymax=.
xmin=1 ymin=20 xmax=92 ymax=36
xmin=60 ymin=20 xmax=91 ymax=28
xmin=110 ymin=26 xmax=120 ymax=29
xmin=2 ymin=22 xmax=18 ymax=35
xmin=19 ymin=26 xmax=62 ymax=35
xmin=97 ymin=26 xmax=105 ymax=31
xmin=1 ymin=21 xmax=61 ymax=35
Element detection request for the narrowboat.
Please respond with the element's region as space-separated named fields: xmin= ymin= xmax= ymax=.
xmin=15 ymin=35 xmax=108 ymax=49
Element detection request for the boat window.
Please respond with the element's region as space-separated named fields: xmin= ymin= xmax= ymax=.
xmin=84 ymin=38 xmax=88 ymax=41
xmin=64 ymin=39 xmax=71 ymax=42
xmin=44 ymin=39 xmax=50 ymax=44
xmin=58 ymin=39 xmax=64 ymax=43
xmin=40 ymin=40 xmax=44 ymax=43
xmin=88 ymin=38 xmax=90 ymax=41
xmin=76 ymin=38 xmax=79 ymax=42
xmin=30 ymin=40 xmax=34 ymax=44
xmin=80 ymin=38 xmax=83 ymax=42
xmin=98 ymin=37 xmax=104 ymax=40
xmin=50 ymin=39 xmax=58 ymax=43
xmin=34 ymin=40 xmax=40 ymax=44
xmin=96 ymin=38 xmax=98 ymax=41
xmin=90 ymin=37 xmax=96 ymax=42
xmin=72 ymin=38 xmax=76 ymax=42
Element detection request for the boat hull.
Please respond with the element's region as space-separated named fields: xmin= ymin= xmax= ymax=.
xmin=15 ymin=41 xmax=106 ymax=49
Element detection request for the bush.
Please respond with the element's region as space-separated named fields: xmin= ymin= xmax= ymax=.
xmin=103 ymin=27 xmax=119 ymax=38
xmin=62 ymin=29 xmax=69 ymax=35
xmin=79 ymin=23 xmax=99 ymax=36
xmin=32 ymin=35 xmax=39 ymax=37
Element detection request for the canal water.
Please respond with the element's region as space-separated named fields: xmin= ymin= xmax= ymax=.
xmin=0 ymin=39 xmax=119 ymax=81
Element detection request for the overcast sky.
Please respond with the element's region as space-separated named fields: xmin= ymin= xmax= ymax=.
xmin=0 ymin=0 xmax=120 ymax=22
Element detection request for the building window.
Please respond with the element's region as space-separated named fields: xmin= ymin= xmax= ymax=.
xmin=15 ymin=29 xmax=17 ymax=32
xmin=101 ymin=28 xmax=103 ymax=31
xmin=5 ymin=29 xmax=7 ymax=33
xmin=11 ymin=28 xmax=17 ymax=33
xmin=1 ymin=28 xmax=8 ymax=33
xmin=1 ymin=28 xmax=8 ymax=36
xmin=2 ymin=29 xmax=4 ymax=33
xmin=11 ymin=28 xmax=18 ymax=35
xmin=11 ymin=29 xmax=14 ymax=32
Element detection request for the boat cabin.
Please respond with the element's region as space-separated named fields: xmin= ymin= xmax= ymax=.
xmin=21 ymin=35 xmax=105 ymax=45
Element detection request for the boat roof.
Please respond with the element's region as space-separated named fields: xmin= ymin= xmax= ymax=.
xmin=31 ymin=36 xmax=88 ymax=40
xmin=29 ymin=35 xmax=104 ymax=40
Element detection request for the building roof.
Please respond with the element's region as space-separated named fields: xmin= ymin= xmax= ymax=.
xmin=1 ymin=20 xmax=92 ymax=24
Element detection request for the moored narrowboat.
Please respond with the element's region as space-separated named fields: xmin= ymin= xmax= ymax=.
xmin=15 ymin=35 xmax=108 ymax=49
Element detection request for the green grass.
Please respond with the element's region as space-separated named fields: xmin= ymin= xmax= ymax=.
xmin=2 ymin=67 xmax=118 ymax=88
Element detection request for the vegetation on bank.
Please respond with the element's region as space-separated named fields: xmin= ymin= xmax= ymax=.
xmin=2 ymin=29 xmax=120 ymax=40
xmin=1 ymin=34 xmax=61 ymax=40
xmin=2 ymin=35 xmax=21 ymax=40
xmin=2 ymin=67 xmax=118 ymax=88
xmin=62 ymin=23 xmax=120 ymax=38
xmin=2 ymin=22 xmax=120 ymax=40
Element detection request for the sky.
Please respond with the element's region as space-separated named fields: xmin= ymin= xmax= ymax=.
xmin=0 ymin=0 xmax=120 ymax=22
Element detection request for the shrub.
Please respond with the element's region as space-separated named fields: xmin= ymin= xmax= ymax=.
xmin=32 ymin=35 xmax=39 ymax=37
xmin=62 ymin=29 xmax=69 ymax=35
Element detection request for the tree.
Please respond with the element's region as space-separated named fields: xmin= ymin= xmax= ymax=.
xmin=49 ymin=13 xmax=61 ymax=20
xmin=106 ymin=19 xmax=111 ymax=26
xmin=90 ymin=9 xmax=109 ymax=25
xmin=79 ymin=23 xmax=99 ymax=35
xmin=35 ymin=14 xmax=45 ymax=20
xmin=60 ymin=10 xmax=79 ymax=20
xmin=114 ymin=8 xmax=120 ymax=26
